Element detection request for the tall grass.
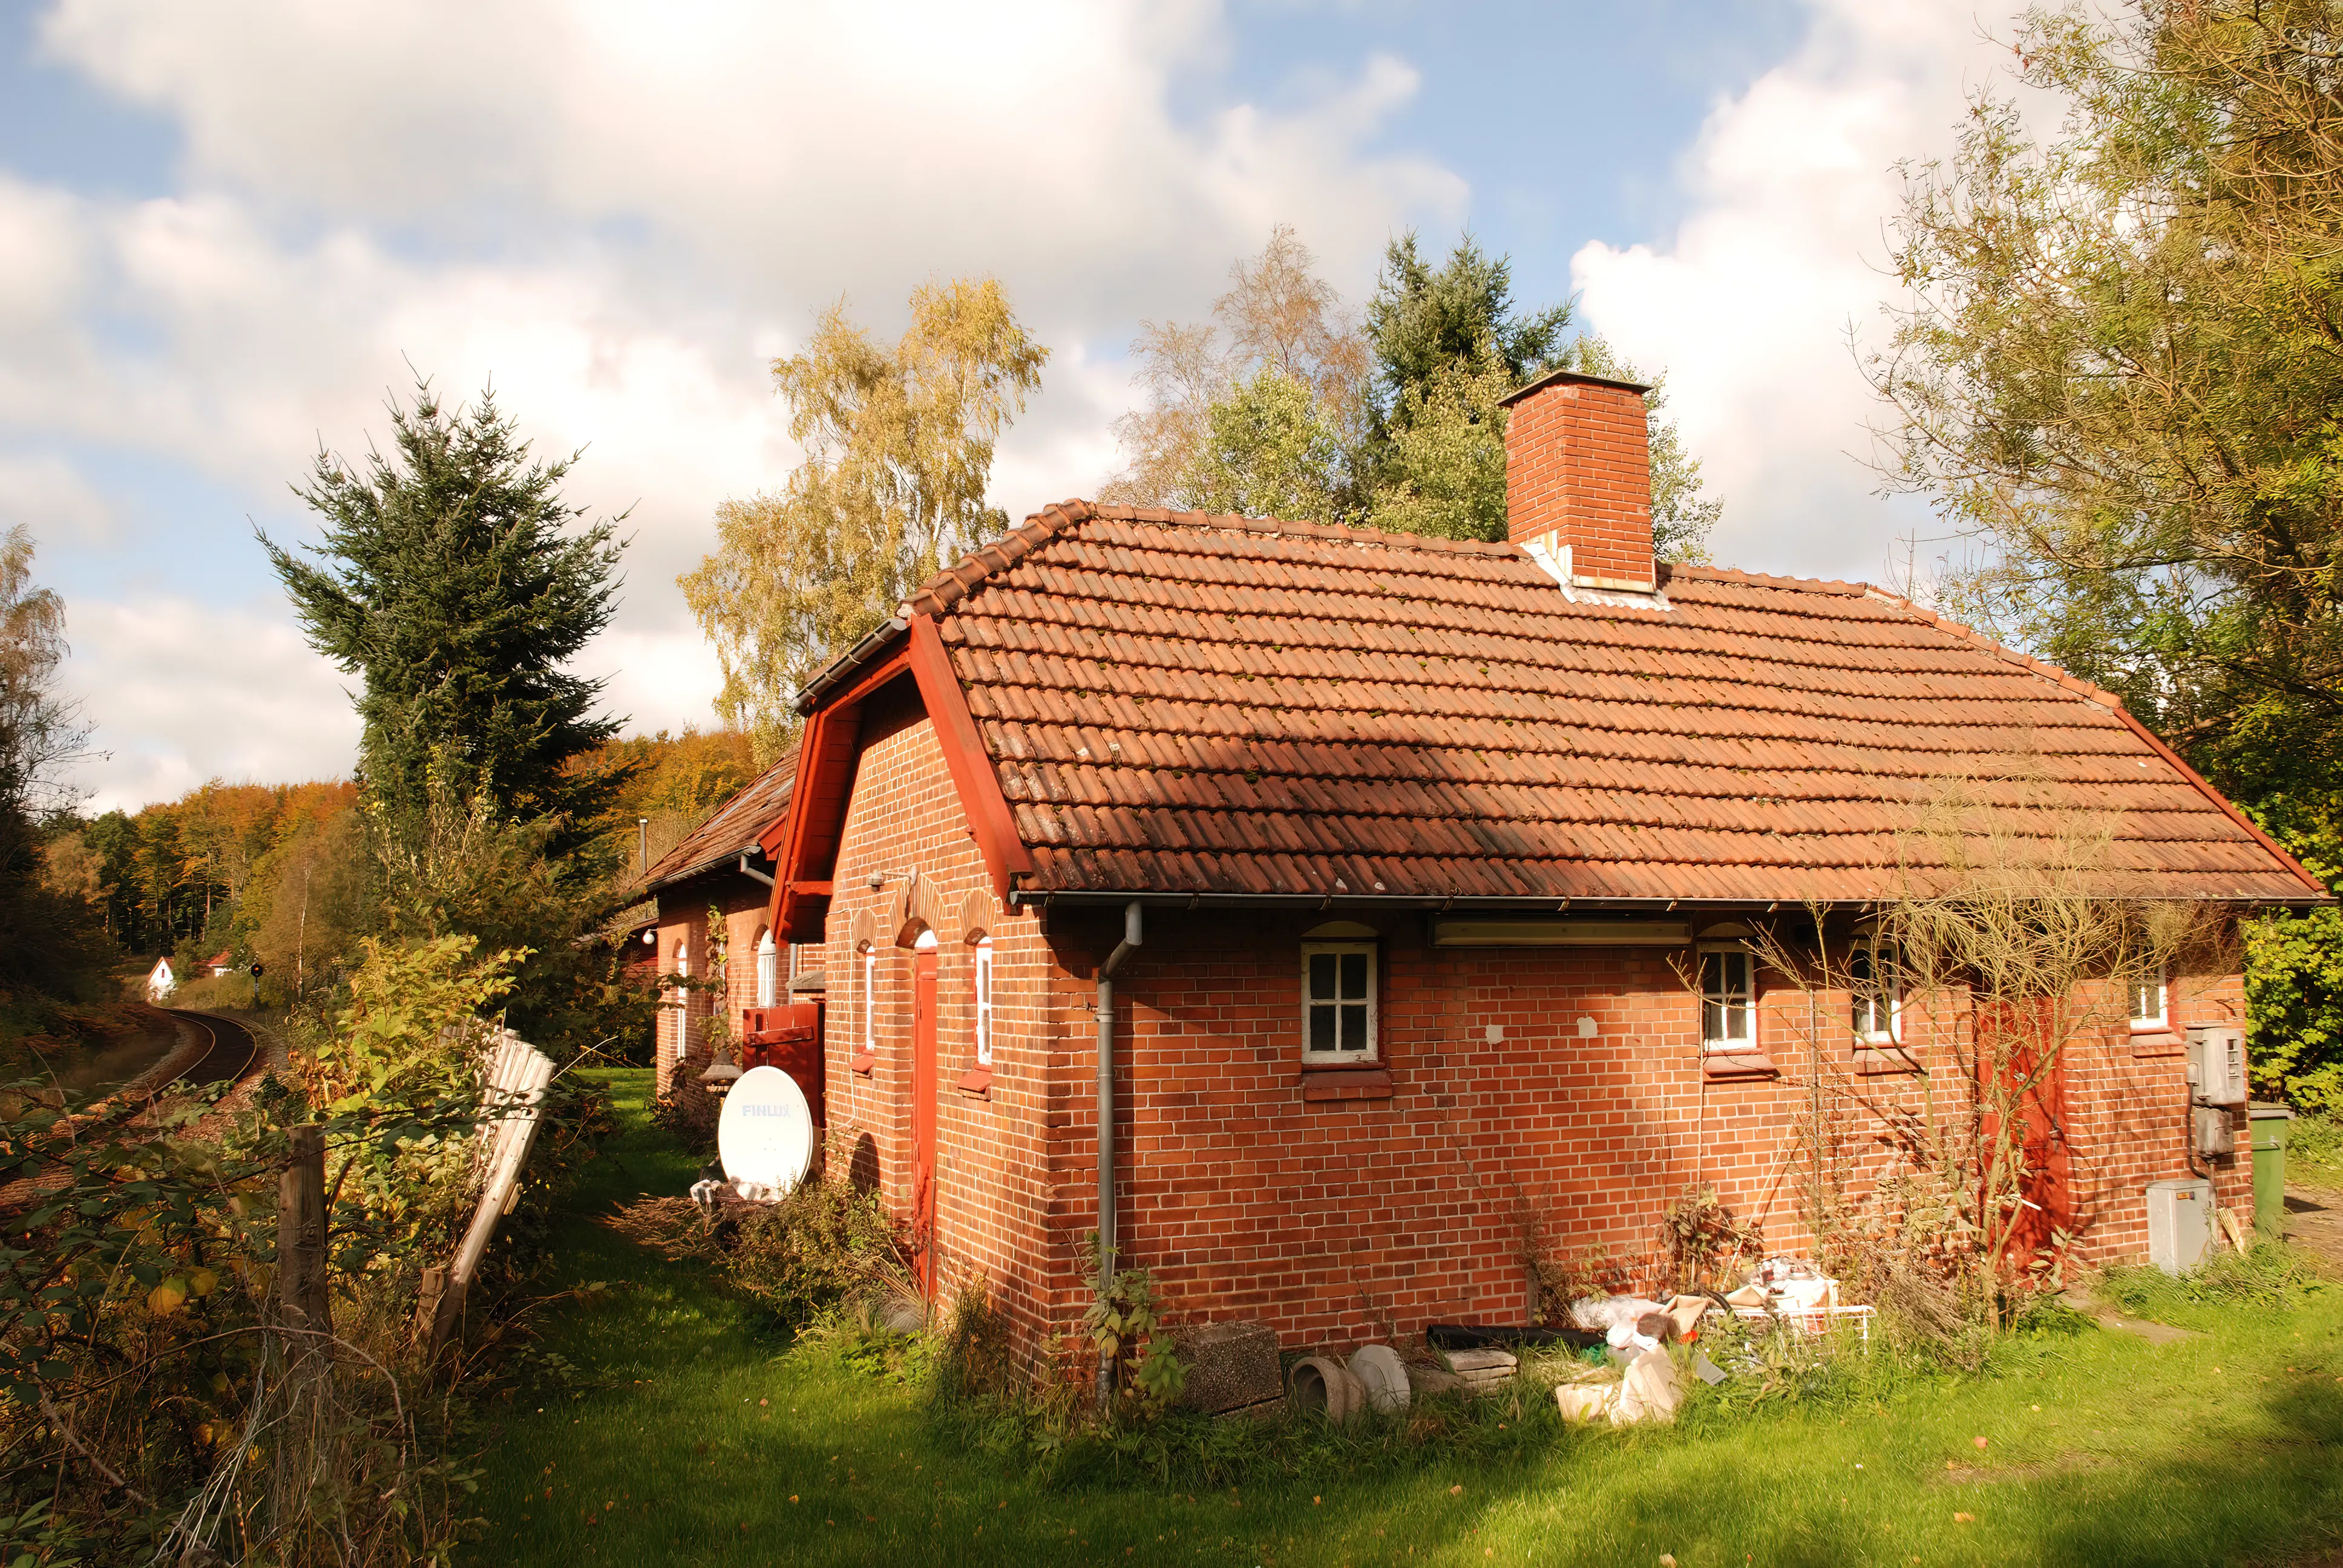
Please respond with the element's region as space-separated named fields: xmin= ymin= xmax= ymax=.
xmin=2294 ymin=1110 xmax=2343 ymax=1184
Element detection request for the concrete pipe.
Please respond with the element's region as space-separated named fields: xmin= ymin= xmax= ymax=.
xmin=1345 ymin=1344 xmax=1411 ymax=1413
xmin=1287 ymin=1354 xmax=1364 ymax=1424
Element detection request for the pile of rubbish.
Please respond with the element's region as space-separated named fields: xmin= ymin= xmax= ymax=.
xmin=1722 ymin=1255 xmax=1873 ymax=1340
xmin=1274 ymin=1257 xmax=1871 ymax=1432
xmin=688 ymin=1175 xmax=790 ymax=1209
xmin=1550 ymin=1292 xmax=1723 ymax=1426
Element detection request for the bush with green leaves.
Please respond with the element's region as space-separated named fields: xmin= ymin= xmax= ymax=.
xmin=0 ymin=934 xmax=615 ymax=1564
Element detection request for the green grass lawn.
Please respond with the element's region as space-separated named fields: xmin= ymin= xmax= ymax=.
xmin=469 ymin=1070 xmax=2343 ymax=1567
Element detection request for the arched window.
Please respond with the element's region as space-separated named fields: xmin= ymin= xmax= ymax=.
xmin=755 ymin=929 xmax=778 ymax=1008
xmin=861 ymin=945 xmax=877 ymax=1059
xmin=973 ymin=937 xmax=995 ymax=1067
xmin=671 ymin=938 xmax=691 ymax=1077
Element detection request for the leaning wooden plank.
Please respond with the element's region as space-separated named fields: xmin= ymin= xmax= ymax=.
xmin=425 ymin=1032 xmax=555 ymax=1366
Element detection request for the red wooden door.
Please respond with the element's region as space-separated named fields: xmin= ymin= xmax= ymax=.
xmin=1983 ymin=999 xmax=2073 ymax=1271
xmin=910 ymin=949 xmax=939 ymax=1294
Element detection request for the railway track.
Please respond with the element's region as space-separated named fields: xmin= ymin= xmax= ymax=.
xmin=159 ymin=1008 xmax=263 ymax=1088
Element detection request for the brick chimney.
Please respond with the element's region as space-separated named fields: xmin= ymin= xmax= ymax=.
xmin=1498 ymin=369 xmax=1656 ymax=593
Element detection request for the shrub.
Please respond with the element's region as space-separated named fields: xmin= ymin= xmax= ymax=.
xmin=650 ymin=1082 xmax=721 ymax=1151
xmin=2292 ymin=1111 xmax=2343 ymax=1184
xmin=604 ymin=1177 xmax=914 ymax=1331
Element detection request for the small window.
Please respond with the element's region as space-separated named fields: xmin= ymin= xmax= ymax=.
xmin=1699 ymin=946 xmax=1754 ymax=1051
xmin=1302 ymin=942 xmax=1377 ymax=1063
xmin=973 ymin=938 xmax=995 ymax=1066
xmin=755 ymin=930 xmax=778 ymax=1008
xmin=2129 ymin=970 xmax=2168 ymax=1031
xmin=1850 ymin=940 xmax=1900 ymax=1043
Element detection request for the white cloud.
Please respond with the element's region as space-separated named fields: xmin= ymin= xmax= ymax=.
xmin=0 ymin=453 xmax=117 ymax=548
xmin=58 ymin=595 xmax=362 ymax=813
xmin=19 ymin=1 xmax=1465 ymax=808
xmin=1570 ymin=0 xmax=2029 ymax=584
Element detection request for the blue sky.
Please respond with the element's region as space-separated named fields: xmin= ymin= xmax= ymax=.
xmin=4 ymin=0 xmax=2019 ymax=811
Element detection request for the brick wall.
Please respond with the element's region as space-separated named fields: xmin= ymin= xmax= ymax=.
xmin=811 ymin=701 xmax=2258 ymax=1374
xmin=649 ymin=881 xmax=790 ymax=1099
xmin=818 ymin=690 xmax=1074 ymax=1361
xmin=1503 ymin=376 xmax=1655 ymax=591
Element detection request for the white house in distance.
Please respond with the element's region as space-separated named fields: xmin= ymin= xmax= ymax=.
xmin=145 ymin=957 xmax=175 ymax=1003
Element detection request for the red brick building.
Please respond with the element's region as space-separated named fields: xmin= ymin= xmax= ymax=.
xmin=704 ymin=370 xmax=2322 ymax=1372
xmin=632 ymin=754 xmax=803 ymax=1099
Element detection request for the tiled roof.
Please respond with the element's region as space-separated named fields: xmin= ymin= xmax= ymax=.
xmin=640 ymin=749 xmax=796 ymax=893
xmin=902 ymin=501 xmax=2319 ymax=905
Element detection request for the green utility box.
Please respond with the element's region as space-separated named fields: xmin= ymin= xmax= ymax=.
xmin=2249 ymin=1103 xmax=2293 ymax=1238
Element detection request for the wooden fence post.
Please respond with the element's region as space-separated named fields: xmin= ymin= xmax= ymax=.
xmin=274 ymin=1123 xmax=332 ymax=1517
xmin=278 ymin=1124 xmax=330 ymax=1348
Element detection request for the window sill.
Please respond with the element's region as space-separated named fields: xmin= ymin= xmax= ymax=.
xmin=1853 ymin=1047 xmax=1919 ymax=1076
xmin=850 ymin=1053 xmax=877 ymax=1077
xmin=1702 ymin=1051 xmax=1778 ymax=1083
xmin=2129 ymin=1030 xmax=2184 ymax=1058
xmin=955 ymin=1066 xmax=992 ymax=1099
xmin=1300 ymin=1067 xmax=1393 ymax=1102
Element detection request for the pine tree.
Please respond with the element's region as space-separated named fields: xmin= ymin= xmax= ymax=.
xmin=263 ymin=381 xmax=628 ymax=857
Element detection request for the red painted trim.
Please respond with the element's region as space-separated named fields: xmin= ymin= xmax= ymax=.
xmin=2104 ymin=704 xmax=2330 ymax=898
xmin=760 ymin=641 xmax=916 ymax=942
xmin=906 ymin=613 xmax=1032 ymax=901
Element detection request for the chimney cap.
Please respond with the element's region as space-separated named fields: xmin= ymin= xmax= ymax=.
xmin=1497 ymin=367 xmax=1651 ymax=409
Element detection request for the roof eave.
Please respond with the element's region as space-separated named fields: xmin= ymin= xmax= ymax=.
xmin=1007 ymin=888 xmax=2330 ymax=912
xmin=793 ymin=617 xmax=910 ymax=716
xmin=637 ymin=843 xmax=770 ymax=901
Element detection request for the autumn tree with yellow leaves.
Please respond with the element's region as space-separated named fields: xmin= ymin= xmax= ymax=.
xmin=681 ymin=278 xmax=1049 ymax=760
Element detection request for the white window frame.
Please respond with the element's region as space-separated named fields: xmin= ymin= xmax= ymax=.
xmin=1300 ymin=942 xmax=1379 ymax=1065
xmin=973 ymin=937 xmax=995 ymax=1067
xmin=1850 ymin=938 xmax=1901 ymax=1044
xmin=755 ymin=929 xmax=778 ymax=1008
xmin=670 ymin=939 xmax=691 ymax=1076
xmin=1698 ymin=943 xmax=1756 ymax=1053
xmin=861 ymin=947 xmax=877 ymax=1057
xmin=2129 ymin=969 xmax=2168 ymax=1032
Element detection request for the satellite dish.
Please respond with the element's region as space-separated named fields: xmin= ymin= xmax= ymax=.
xmin=717 ymin=1065 xmax=814 ymax=1194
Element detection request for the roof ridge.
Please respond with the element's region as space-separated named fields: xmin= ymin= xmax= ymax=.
xmin=899 ymin=499 xmax=1523 ymax=619
xmin=1664 ymin=563 xmax=1873 ymax=597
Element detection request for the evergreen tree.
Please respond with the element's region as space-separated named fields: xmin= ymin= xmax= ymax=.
xmin=263 ymin=381 xmax=628 ymax=858
xmin=1363 ymin=233 xmax=1572 ymax=458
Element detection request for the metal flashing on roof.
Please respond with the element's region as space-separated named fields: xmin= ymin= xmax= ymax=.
xmin=1496 ymin=367 xmax=1653 ymax=407
xmin=1519 ymin=533 xmax=1671 ymax=609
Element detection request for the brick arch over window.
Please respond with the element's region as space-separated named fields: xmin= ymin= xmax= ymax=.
xmin=889 ymin=871 xmax=949 ymax=949
xmin=957 ymin=887 xmax=996 ymax=945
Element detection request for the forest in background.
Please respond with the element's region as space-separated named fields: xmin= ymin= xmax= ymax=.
xmin=34 ymin=725 xmax=756 ymax=1021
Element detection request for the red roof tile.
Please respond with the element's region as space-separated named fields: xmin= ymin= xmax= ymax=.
xmin=890 ymin=502 xmax=2320 ymax=906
